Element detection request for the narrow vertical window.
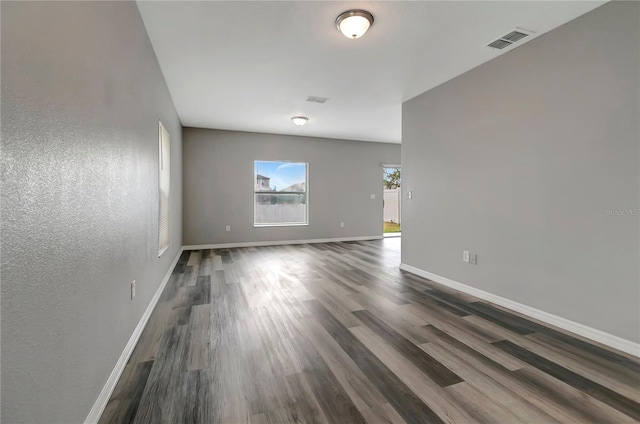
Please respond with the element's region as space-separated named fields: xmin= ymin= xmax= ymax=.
xmin=158 ymin=122 xmax=170 ymax=256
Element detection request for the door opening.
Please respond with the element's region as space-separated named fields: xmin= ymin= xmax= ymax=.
xmin=383 ymin=166 xmax=401 ymax=236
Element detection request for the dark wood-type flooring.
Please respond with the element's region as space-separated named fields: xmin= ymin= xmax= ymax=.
xmin=99 ymin=238 xmax=640 ymax=423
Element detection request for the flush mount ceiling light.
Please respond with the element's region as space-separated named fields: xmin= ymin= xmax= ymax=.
xmin=291 ymin=116 xmax=309 ymax=126
xmin=336 ymin=10 xmax=374 ymax=39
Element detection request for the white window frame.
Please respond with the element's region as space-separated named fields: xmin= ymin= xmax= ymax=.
xmin=253 ymin=160 xmax=309 ymax=227
xmin=158 ymin=122 xmax=170 ymax=257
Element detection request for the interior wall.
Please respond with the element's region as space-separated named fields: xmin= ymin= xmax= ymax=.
xmin=182 ymin=128 xmax=400 ymax=246
xmin=1 ymin=2 xmax=183 ymax=422
xmin=402 ymin=1 xmax=639 ymax=343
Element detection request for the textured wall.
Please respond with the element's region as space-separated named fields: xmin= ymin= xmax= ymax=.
xmin=1 ymin=2 xmax=182 ymax=422
xmin=183 ymin=128 xmax=400 ymax=245
xmin=402 ymin=2 xmax=639 ymax=342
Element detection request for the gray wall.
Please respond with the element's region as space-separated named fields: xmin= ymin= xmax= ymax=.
xmin=1 ymin=2 xmax=182 ymax=423
xmin=402 ymin=1 xmax=639 ymax=343
xmin=183 ymin=128 xmax=400 ymax=245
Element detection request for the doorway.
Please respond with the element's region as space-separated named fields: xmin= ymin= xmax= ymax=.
xmin=383 ymin=166 xmax=401 ymax=236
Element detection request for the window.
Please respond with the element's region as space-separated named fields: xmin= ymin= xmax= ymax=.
xmin=254 ymin=161 xmax=308 ymax=226
xmin=158 ymin=122 xmax=170 ymax=256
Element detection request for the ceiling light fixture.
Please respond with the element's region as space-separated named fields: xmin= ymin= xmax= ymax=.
xmin=291 ymin=116 xmax=309 ymax=126
xmin=336 ymin=10 xmax=374 ymax=39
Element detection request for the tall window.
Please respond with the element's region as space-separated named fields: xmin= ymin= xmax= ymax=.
xmin=254 ymin=161 xmax=308 ymax=226
xmin=158 ymin=122 xmax=170 ymax=256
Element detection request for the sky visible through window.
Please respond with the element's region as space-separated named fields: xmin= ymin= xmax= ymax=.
xmin=255 ymin=161 xmax=306 ymax=192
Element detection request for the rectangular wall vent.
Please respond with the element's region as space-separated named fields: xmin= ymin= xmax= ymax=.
xmin=306 ymin=96 xmax=329 ymax=104
xmin=487 ymin=28 xmax=534 ymax=50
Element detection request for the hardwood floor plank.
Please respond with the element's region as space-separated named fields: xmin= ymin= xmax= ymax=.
xmin=127 ymin=301 xmax=173 ymax=363
xmin=172 ymin=250 xmax=190 ymax=274
xmin=288 ymin=328 xmax=367 ymax=424
xmin=400 ymin=289 xmax=471 ymax=317
xmin=352 ymin=310 xmax=463 ymax=387
xmin=430 ymin=293 xmax=535 ymax=336
xmin=493 ymin=339 xmax=640 ymax=421
xmin=133 ymin=325 xmax=191 ymax=423
xmin=402 ymin=303 xmax=526 ymax=371
xmin=351 ymin=291 xmax=427 ymax=328
xmin=98 ymin=360 xmax=154 ymax=424
xmin=527 ymin=331 xmax=640 ymax=382
xmin=178 ymin=369 xmax=212 ymax=423
xmin=418 ymin=331 xmax=585 ymax=424
xmin=101 ymin=239 xmax=640 ymax=424
xmin=158 ymin=273 xmax=182 ymax=303
xmin=306 ymin=299 xmax=445 ymax=424
xmin=252 ymin=307 xmax=304 ymax=377
xmin=350 ymin=325 xmax=481 ymax=424
xmin=284 ymin=372 xmax=329 ymax=424
xmin=477 ymin=303 xmax=640 ymax=373
xmin=187 ymin=304 xmax=211 ymax=371
xmin=421 ymin=342 xmax=562 ymax=424
xmin=513 ymin=366 xmax=640 ymax=424
xmin=304 ymin=316 xmax=388 ymax=411
xmin=360 ymin=403 xmax=407 ymax=424
xmin=468 ymin=319 xmax=640 ymax=402
xmin=304 ymin=280 xmax=365 ymax=328
xmin=187 ymin=250 xmax=200 ymax=266
xmin=517 ymin=333 xmax=640 ymax=402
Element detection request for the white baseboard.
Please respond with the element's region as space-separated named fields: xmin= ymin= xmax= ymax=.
xmin=84 ymin=248 xmax=184 ymax=424
xmin=183 ymin=235 xmax=383 ymax=250
xmin=399 ymin=263 xmax=640 ymax=358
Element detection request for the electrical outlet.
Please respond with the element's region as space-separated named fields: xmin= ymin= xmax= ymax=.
xmin=407 ymin=190 xmax=413 ymax=199
xmin=130 ymin=280 xmax=136 ymax=300
xmin=463 ymin=251 xmax=470 ymax=263
xmin=225 ymin=225 xmax=231 ymax=232
xmin=470 ymin=254 xmax=477 ymax=265
xmin=370 ymin=194 xmax=376 ymax=200
xmin=340 ymin=222 xmax=345 ymax=228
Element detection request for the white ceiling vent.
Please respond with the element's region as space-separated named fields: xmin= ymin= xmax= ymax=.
xmin=306 ymin=96 xmax=329 ymax=104
xmin=487 ymin=28 xmax=534 ymax=50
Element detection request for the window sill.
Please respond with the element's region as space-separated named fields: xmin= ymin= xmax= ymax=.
xmin=158 ymin=244 xmax=169 ymax=258
xmin=254 ymin=223 xmax=309 ymax=228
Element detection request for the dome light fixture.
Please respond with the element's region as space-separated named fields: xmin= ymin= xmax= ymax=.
xmin=291 ymin=116 xmax=309 ymax=126
xmin=336 ymin=10 xmax=374 ymax=39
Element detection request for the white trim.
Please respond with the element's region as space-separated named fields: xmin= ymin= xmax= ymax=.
xmin=399 ymin=263 xmax=640 ymax=358
xmin=85 ymin=248 xmax=184 ymax=424
xmin=157 ymin=243 xmax=169 ymax=258
xmin=184 ymin=235 xmax=383 ymax=250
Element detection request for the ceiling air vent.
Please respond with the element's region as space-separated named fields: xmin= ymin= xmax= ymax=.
xmin=306 ymin=96 xmax=329 ymax=104
xmin=487 ymin=28 xmax=534 ymax=50
xmin=487 ymin=39 xmax=513 ymax=50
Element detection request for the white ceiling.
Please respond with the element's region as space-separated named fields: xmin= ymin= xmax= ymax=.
xmin=136 ymin=1 xmax=606 ymax=144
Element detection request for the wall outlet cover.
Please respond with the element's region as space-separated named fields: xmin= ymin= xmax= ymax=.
xmin=463 ymin=251 xmax=470 ymax=263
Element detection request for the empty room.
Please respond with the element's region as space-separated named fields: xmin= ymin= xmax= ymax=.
xmin=1 ymin=1 xmax=638 ymax=423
